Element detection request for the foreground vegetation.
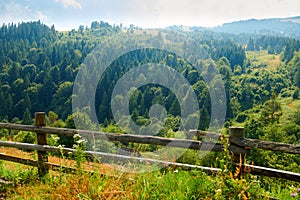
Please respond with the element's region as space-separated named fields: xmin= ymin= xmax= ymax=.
xmin=0 ymin=150 xmax=299 ymax=200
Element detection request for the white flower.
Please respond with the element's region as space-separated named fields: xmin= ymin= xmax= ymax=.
xmin=76 ymin=139 xmax=86 ymax=144
xmin=58 ymin=144 xmax=65 ymax=150
xmin=73 ymin=134 xmax=81 ymax=140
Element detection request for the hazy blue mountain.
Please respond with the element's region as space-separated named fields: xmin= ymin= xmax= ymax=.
xmin=169 ymin=16 xmax=300 ymax=39
xmin=211 ymin=16 xmax=300 ymax=38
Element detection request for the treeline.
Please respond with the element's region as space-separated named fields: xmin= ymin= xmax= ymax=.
xmin=0 ymin=21 xmax=120 ymax=121
xmin=0 ymin=21 xmax=242 ymax=126
xmin=247 ymin=35 xmax=300 ymax=62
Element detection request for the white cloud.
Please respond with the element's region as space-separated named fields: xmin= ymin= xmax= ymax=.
xmin=55 ymin=0 xmax=82 ymax=9
xmin=94 ymin=0 xmax=298 ymax=27
xmin=0 ymin=1 xmax=49 ymax=24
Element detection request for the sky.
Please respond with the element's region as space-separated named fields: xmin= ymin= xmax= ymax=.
xmin=0 ymin=0 xmax=300 ymax=30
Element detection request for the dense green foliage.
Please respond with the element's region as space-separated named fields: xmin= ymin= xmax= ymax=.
xmin=0 ymin=21 xmax=120 ymax=121
xmin=0 ymin=21 xmax=246 ymax=128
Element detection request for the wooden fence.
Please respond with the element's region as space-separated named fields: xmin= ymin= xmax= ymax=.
xmin=0 ymin=112 xmax=300 ymax=182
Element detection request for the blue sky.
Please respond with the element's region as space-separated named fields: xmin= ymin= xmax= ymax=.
xmin=0 ymin=0 xmax=300 ymax=30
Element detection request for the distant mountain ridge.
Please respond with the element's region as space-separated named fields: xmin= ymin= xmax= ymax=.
xmin=212 ymin=16 xmax=300 ymax=37
xmin=169 ymin=16 xmax=300 ymax=39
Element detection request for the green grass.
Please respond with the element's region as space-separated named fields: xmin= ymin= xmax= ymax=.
xmin=0 ymin=158 xmax=299 ymax=199
xmin=246 ymin=50 xmax=283 ymax=71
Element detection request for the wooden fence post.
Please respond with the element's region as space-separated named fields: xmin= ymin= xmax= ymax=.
xmin=35 ymin=112 xmax=49 ymax=177
xmin=229 ymin=127 xmax=250 ymax=171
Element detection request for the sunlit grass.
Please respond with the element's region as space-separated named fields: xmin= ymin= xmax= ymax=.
xmin=0 ymin=157 xmax=298 ymax=199
xmin=246 ymin=50 xmax=283 ymax=71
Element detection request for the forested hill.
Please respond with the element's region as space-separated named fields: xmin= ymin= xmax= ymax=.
xmin=0 ymin=20 xmax=300 ymax=139
xmin=0 ymin=21 xmax=121 ymax=121
xmin=0 ymin=21 xmax=246 ymax=123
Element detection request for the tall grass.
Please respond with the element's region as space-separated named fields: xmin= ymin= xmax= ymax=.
xmin=2 ymin=159 xmax=295 ymax=200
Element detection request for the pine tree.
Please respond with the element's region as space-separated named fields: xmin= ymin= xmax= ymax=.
xmin=22 ymin=108 xmax=32 ymax=125
xmin=247 ymin=38 xmax=255 ymax=51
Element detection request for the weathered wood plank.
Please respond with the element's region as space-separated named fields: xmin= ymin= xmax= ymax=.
xmin=0 ymin=141 xmax=221 ymax=173
xmin=0 ymin=123 xmax=77 ymax=137
xmin=230 ymin=137 xmax=300 ymax=154
xmin=0 ymin=123 xmax=223 ymax=151
xmin=0 ymin=154 xmax=38 ymax=167
xmin=229 ymin=127 xmax=248 ymax=176
xmin=35 ymin=112 xmax=49 ymax=176
xmin=243 ymin=164 xmax=300 ymax=183
xmin=90 ymin=134 xmax=224 ymax=151
xmin=0 ymin=154 xmax=76 ymax=173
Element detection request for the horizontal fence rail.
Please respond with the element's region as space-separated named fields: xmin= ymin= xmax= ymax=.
xmin=0 ymin=154 xmax=77 ymax=173
xmin=0 ymin=112 xmax=300 ymax=183
xmin=230 ymin=137 xmax=300 ymax=154
xmin=244 ymin=164 xmax=300 ymax=183
xmin=0 ymin=123 xmax=223 ymax=151
xmin=0 ymin=140 xmax=221 ymax=173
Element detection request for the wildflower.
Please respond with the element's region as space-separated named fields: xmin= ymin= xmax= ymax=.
xmin=58 ymin=144 xmax=65 ymax=150
xmin=298 ymin=188 xmax=300 ymax=193
xmin=174 ymin=170 xmax=178 ymax=173
xmin=73 ymin=134 xmax=81 ymax=140
xmin=291 ymin=193 xmax=297 ymax=197
xmin=76 ymin=139 xmax=86 ymax=144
